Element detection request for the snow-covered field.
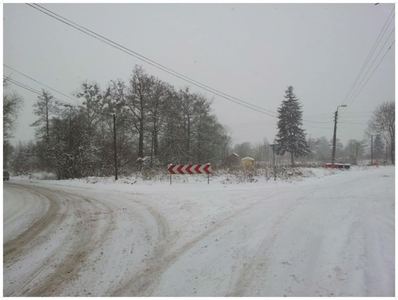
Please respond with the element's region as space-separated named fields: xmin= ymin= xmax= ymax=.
xmin=3 ymin=166 xmax=395 ymax=296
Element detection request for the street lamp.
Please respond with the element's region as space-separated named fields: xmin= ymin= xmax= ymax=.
xmin=331 ymin=104 xmax=347 ymax=168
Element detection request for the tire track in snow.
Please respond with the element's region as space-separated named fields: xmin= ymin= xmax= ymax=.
xmin=3 ymin=184 xmax=117 ymax=296
xmin=110 ymin=199 xmax=176 ymax=296
xmin=4 ymin=184 xmax=60 ymax=261
xmin=3 ymin=184 xmax=48 ymax=238
xmin=229 ymin=170 xmax=394 ymax=296
xmin=112 ymin=190 xmax=288 ymax=296
xmin=228 ymin=193 xmax=310 ymax=296
xmin=29 ymin=196 xmax=117 ymax=296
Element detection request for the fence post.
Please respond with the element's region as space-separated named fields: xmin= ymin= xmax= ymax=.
xmin=168 ymin=163 xmax=173 ymax=185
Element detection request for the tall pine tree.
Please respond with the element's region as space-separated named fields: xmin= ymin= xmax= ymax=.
xmin=275 ymin=86 xmax=311 ymax=165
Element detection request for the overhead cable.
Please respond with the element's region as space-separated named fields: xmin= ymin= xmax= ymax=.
xmin=27 ymin=3 xmax=279 ymax=118
xmin=341 ymin=6 xmax=395 ymax=105
xmin=26 ymin=3 xmax=353 ymax=125
xmin=4 ymin=76 xmax=75 ymax=106
xmin=345 ymin=39 xmax=395 ymax=109
xmin=344 ymin=29 xmax=395 ymax=108
xmin=4 ymin=64 xmax=80 ymax=104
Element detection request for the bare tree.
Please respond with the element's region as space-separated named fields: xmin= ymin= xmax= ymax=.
xmin=159 ymin=91 xmax=185 ymax=164
xmin=107 ymin=79 xmax=135 ymax=173
xmin=147 ymin=78 xmax=173 ymax=164
xmin=344 ymin=139 xmax=366 ymax=165
xmin=368 ymin=101 xmax=395 ymax=164
xmin=75 ymin=82 xmax=104 ymax=132
xmin=217 ymin=126 xmax=233 ymax=166
xmin=125 ymin=66 xmax=154 ymax=160
xmin=179 ymin=88 xmax=196 ymax=162
xmin=3 ymin=90 xmax=23 ymax=140
xmin=31 ymin=89 xmax=58 ymax=140
xmin=234 ymin=142 xmax=253 ymax=158
xmin=373 ymin=134 xmax=385 ymax=161
xmin=3 ymin=80 xmax=23 ymax=169
xmin=17 ymin=65 xmax=233 ymax=177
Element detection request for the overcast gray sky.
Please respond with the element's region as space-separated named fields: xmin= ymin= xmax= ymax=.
xmin=3 ymin=2 xmax=395 ymax=147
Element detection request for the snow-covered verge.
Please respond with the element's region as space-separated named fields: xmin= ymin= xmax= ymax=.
xmin=12 ymin=166 xmax=335 ymax=188
xmin=3 ymin=166 xmax=395 ymax=296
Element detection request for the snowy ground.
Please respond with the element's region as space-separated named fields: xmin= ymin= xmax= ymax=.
xmin=3 ymin=166 xmax=395 ymax=296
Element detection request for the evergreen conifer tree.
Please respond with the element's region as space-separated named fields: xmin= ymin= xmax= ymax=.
xmin=275 ymin=86 xmax=311 ymax=165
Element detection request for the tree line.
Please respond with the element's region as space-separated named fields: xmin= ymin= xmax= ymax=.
xmin=3 ymin=75 xmax=394 ymax=179
xmin=233 ymin=134 xmax=389 ymax=167
xmin=6 ymin=65 xmax=232 ymax=179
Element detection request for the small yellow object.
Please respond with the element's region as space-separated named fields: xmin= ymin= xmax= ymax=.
xmin=241 ymin=157 xmax=255 ymax=171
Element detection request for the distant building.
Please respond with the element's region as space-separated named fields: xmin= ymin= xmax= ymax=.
xmin=228 ymin=153 xmax=240 ymax=162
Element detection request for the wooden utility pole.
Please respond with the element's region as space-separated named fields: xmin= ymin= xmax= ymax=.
xmin=371 ymin=134 xmax=374 ymax=165
xmin=331 ymin=105 xmax=347 ymax=168
xmin=113 ymin=113 xmax=118 ymax=180
xmin=331 ymin=111 xmax=338 ymax=168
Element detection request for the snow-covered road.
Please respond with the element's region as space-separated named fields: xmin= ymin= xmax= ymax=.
xmin=3 ymin=166 xmax=394 ymax=296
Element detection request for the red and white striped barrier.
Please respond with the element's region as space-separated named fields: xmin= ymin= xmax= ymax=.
xmin=167 ymin=164 xmax=211 ymax=174
xmin=168 ymin=164 xmax=211 ymax=184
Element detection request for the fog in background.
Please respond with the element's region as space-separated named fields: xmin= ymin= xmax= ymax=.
xmin=3 ymin=3 xmax=395 ymax=147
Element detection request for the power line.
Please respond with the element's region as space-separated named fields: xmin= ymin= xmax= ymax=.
xmin=305 ymin=110 xmax=372 ymax=119
xmin=337 ymin=126 xmax=354 ymax=141
xmin=4 ymin=76 xmax=75 ymax=107
xmin=25 ymin=3 xmax=345 ymax=125
xmin=345 ymin=39 xmax=395 ymax=109
xmin=305 ymin=112 xmax=334 ymax=118
xmin=339 ymin=122 xmax=365 ymax=138
xmin=3 ymin=64 xmax=80 ymax=104
xmin=339 ymin=111 xmax=373 ymax=115
xmin=340 ymin=121 xmax=368 ymax=125
xmin=4 ymin=76 xmax=42 ymax=96
xmin=26 ymin=3 xmax=279 ymax=118
xmin=304 ymin=117 xmax=334 ymax=122
xmin=339 ymin=115 xmax=373 ymax=120
xmin=340 ymin=118 xmax=371 ymax=122
xmin=305 ymin=124 xmax=333 ymax=130
xmin=302 ymin=119 xmax=332 ymax=124
xmin=341 ymin=6 xmax=395 ymax=105
xmin=344 ymin=28 xmax=395 ymax=108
